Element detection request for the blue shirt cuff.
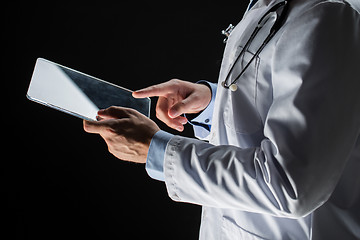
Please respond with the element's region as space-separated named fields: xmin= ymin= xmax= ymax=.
xmin=145 ymin=130 xmax=174 ymax=181
xmin=188 ymin=81 xmax=217 ymax=139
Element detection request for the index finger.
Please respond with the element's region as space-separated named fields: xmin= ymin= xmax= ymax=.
xmin=132 ymin=82 xmax=173 ymax=98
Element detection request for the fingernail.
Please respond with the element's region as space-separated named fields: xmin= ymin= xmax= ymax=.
xmin=169 ymin=109 xmax=179 ymax=118
xmin=176 ymin=126 xmax=183 ymax=132
xmin=179 ymin=118 xmax=188 ymax=124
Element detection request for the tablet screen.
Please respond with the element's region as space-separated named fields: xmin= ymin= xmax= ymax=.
xmin=27 ymin=58 xmax=150 ymax=121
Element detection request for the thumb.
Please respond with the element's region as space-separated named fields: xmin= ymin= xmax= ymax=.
xmin=168 ymin=97 xmax=194 ymax=118
xmin=83 ymin=119 xmax=107 ymax=134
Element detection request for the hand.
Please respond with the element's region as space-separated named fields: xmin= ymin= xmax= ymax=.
xmin=83 ymin=106 xmax=160 ymax=163
xmin=132 ymin=79 xmax=212 ymax=132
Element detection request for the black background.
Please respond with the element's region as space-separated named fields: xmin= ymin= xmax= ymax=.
xmin=5 ymin=2 xmax=248 ymax=239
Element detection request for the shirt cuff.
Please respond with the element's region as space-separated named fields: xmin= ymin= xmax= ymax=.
xmin=187 ymin=81 xmax=217 ymax=139
xmin=145 ymin=130 xmax=174 ymax=181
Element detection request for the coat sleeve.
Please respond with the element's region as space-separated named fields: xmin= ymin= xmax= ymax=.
xmin=162 ymin=2 xmax=360 ymax=218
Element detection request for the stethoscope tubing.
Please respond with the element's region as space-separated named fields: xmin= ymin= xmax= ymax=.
xmin=222 ymin=1 xmax=289 ymax=90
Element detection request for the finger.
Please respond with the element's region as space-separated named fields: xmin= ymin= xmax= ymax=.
xmin=97 ymin=109 xmax=117 ymax=120
xmin=83 ymin=120 xmax=109 ymax=134
xmin=168 ymin=96 xmax=195 ymax=118
xmin=155 ymin=97 xmax=172 ymax=123
xmin=156 ymin=98 xmax=187 ymax=132
xmin=170 ymin=116 xmax=188 ymax=132
xmin=176 ymin=115 xmax=188 ymax=125
xmin=172 ymin=116 xmax=187 ymax=132
xmin=97 ymin=107 xmax=130 ymax=119
xmin=132 ymin=82 xmax=174 ymax=98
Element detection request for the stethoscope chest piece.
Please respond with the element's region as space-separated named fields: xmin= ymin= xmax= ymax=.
xmin=229 ymin=84 xmax=238 ymax=92
xmin=221 ymin=81 xmax=238 ymax=92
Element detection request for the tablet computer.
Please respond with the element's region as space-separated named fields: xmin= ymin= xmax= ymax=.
xmin=26 ymin=58 xmax=150 ymax=121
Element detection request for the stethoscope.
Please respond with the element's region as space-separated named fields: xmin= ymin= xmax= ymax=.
xmin=221 ymin=1 xmax=289 ymax=91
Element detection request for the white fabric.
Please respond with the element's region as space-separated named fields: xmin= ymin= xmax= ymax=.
xmin=163 ymin=0 xmax=360 ymax=239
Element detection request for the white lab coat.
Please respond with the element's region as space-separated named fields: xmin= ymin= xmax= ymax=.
xmin=163 ymin=0 xmax=360 ymax=239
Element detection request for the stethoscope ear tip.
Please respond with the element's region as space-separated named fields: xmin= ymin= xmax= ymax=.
xmin=222 ymin=24 xmax=235 ymax=43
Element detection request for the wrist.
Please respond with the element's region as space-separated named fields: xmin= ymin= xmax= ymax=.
xmin=186 ymin=81 xmax=213 ymax=121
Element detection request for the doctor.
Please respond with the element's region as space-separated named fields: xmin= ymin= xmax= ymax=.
xmin=84 ymin=0 xmax=360 ymax=239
